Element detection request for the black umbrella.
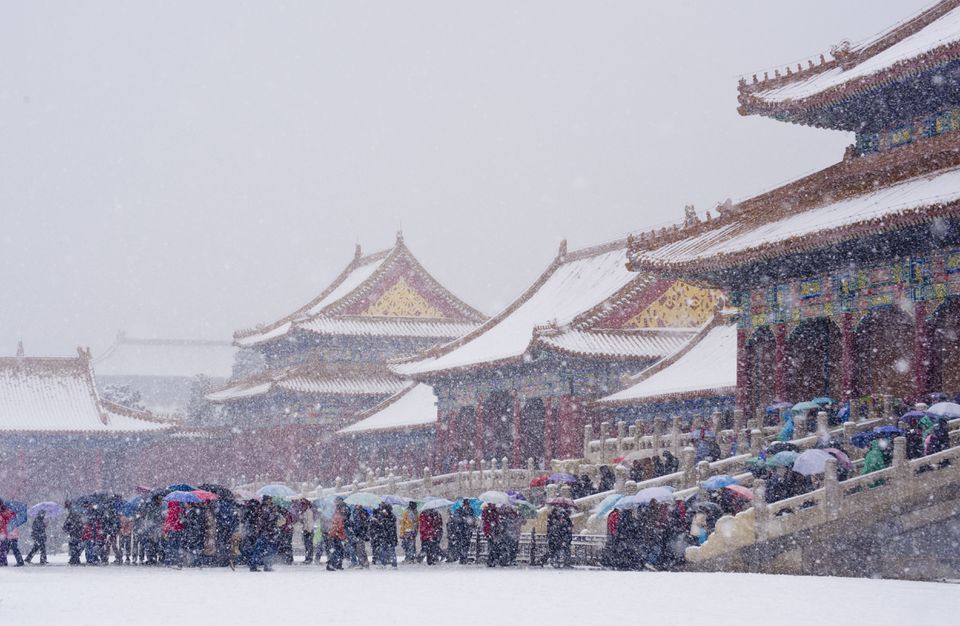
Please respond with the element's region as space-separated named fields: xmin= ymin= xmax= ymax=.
xmin=198 ymin=484 xmax=236 ymax=500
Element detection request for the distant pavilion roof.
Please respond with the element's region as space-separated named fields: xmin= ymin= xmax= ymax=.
xmin=234 ymin=233 xmax=485 ymax=348
xmin=738 ymin=0 xmax=960 ymax=128
xmin=597 ymin=319 xmax=737 ymax=406
xmin=0 ymin=348 xmax=173 ymax=434
xmin=95 ymin=333 xmax=236 ymax=379
xmin=338 ymin=383 xmax=437 ymax=435
xmin=206 ymin=362 xmax=407 ymax=403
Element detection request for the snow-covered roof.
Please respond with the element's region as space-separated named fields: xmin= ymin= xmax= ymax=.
xmin=739 ymin=0 xmax=960 ymax=125
xmin=235 ymin=235 xmax=484 ymax=347
xmin=597 ymin=322 xmax=737 ymax=405
xmin=630 ymin=160 xmax=960 ymax=273
xmin=206 ymin=363 xmax=406 ymax=402
xmin=95 ymin=334 xmax=236 ymax=379
xmin=538 ymin=329 xmax=696 ymax=360
xmin=396 ymin=240 xmax=643 ymax=375
xmin=338 ymin=383 xmax=437 ymax=435
xmin=297 ymin=317 xmax=476 ymax=340
xmin=0 ymin=350 xmax=172 ymax=433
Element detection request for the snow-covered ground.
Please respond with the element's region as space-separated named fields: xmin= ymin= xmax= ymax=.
xmin=1 ymin=558 xmax=958 ymax=626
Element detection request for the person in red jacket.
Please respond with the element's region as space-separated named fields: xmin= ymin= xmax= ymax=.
xmin=0 ymin=500 xmax=16 ymax=566
xmin=162 ymin=501 xmax=184 ymax=567
xmin=418 ymin=509 xmax=443 ymax=565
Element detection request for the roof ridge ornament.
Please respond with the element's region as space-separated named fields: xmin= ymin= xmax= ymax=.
xmin=354 ymin=243 xmax=363 ymax=260
xmin=16 ymin=339 xmax=23 ymax=357
xmin=558 ymin=238 xmax=568 ymax=258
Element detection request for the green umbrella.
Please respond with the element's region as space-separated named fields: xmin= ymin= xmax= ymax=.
xmin=344 ymin=492 xmax=383 ymax=508
xmin=767 ymin=450 xmax=800 ymax=467
xmin=792 ymin=401 xmax=821 ymax=412
xmin=514 ymin=500 xmax=538 ymax=519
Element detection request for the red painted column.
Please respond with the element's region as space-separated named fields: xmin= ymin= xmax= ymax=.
xmin=474 ymin=396 xmax=485 ymax=463
xmin=774 ymin=323 xmax=788 ymax=401
xmin=915 ymin=301 xmax=929 ymax=399
xmin=511 ymin=393 xmax=522 ymax=468
xmin=736 ymin=327 xmax=752 ymax=415
xmin=543 ymin=396 xmax=554 ymax=466
xmin=95 ymin=448 xmax=105 ymax=491
xmin=841 ymin=312 xmax=855 ymax=400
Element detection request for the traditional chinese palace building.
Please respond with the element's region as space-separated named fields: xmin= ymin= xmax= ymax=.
xmin=0 ymin=346 xmax=172 ymax=501
xmin=207 ymin=233 xmax=484 ymax=480
xmin=397 ymin=238 xmax=723 ymax=470
xmin=627 ymin=0 xmax=960 ymax=419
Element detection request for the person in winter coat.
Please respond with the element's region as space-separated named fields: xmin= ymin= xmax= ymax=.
xmin=25 ymin=511 xmax=48 ymax=564
xmin=597 ymin=466 xmax=616 ymax=493
xmin=613 ymin=508 xmax=638 ymax=570
xmin=451 ymin=500 xmax=476 ymax=564
xmin=62 ymin=501 xmax=83 ymax=565
xmin=546 ymin=506 xmax=572 ymax=568
xmin=214 ymin=498 xmax=239 ymax=567
xmin=299 ymin=500 xmax=316 ymax=564
xmin=862 ymin=439 xmax=889 ymax=475
xmin=349 ymin=505 xmax=370 ymax=568
xmin=183 ymin=504 xmax=207 ymax=566
xmin=500 ymin=505 xmax=522 ymax=566
xmin=398 ymin=501 xmax=419 ymax=563
xmin=326 ymin=501 xmax=348 ymax=571
xmin=3 ymin=523 xmax=24 ymax=566
xmin=162 ymin=501 xmax=185 ymax=567
xmin=926 ymin=417 xmax=951 ymax=456
xmin=777 ymin=413 xmax=795 ymax=443
xmin=0 ymin=500 xmax=17 ymax=567
xmin=661 ymin=450 xmax=679 ymax=475
xmin=418 ymin=509 xmax=443 ymax=565
xmin=371 ymin=503 xmax=398 ymax=568
xmin=481 ymin=503 xmax=500 ymax=567
xmin=241 ymin=500 xmax=262 ymax=571
xmin=256 ymin=497 xmax=281 ymax=571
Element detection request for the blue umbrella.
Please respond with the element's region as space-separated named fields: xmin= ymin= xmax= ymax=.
xmin=766 ymin=402 xmax=793 ymax=414
xmin=256 ymin=484 xmax=298 ymax=498
xmin=702 ymin=475 xmax=737 ymax=491
xmin=792 ymin=401 xmax=821 ymax=412
xmin=4 ymin=501 xmax=27 ymax=530
xmin=505 ymin=490 xmax=526 ymax=501
xmin=450 ymin=498 xmax=483 ymax=517
xmin=593 ymin=493 xmax=624 ymax=517
xmin=166 ymin=484 xmax=196 ymax=493
xmin=122 ymin=496 xmax=144 ymax=517
xmin=27 ymin=502 xmax=64 ymax=518
xmin=163 ymin=491 xmax=202 ymax=504
xmin=900 ymin=410 xmax=928 ymax=421
xmin=812 ymin=397 xmax=834 ymax=406
xmin=836 ymin=402 xmax=851 ymax=423
xmin=874 ymin=426 xmax=903 ymax=435
xmin=382 ymin=495 xmax=410 ymax=506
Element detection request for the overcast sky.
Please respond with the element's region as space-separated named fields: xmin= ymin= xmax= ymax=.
xmin=1 ymin=0 xmax=933 ymax=356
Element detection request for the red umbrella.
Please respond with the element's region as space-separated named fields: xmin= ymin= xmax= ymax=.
xmin=190 ymin=490 xmax=219 ymax=502
xmin=529 ymin=474 xmax=550 ymax=487
xmin=723 ymin=484 xmax=753 ymax=500
xmin=546 ymin=497 xmax=578 ymax=509
xmin=612 ymin=456 xmax=625 ymax=464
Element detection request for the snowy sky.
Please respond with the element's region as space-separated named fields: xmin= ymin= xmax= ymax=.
xmin=1 ymin=0 xmax=933 ymax=356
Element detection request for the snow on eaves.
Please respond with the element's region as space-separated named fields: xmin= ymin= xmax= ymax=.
xmin=338 ymin=383 xmax=437 ymax=435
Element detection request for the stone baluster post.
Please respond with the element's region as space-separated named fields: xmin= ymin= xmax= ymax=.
xmin=652 ymin=416 xmax=665 ymax=457
xmin=628 ymin=424 xmax=637 ymax=439
xmin=711 ymin=410 xmax=722 ymax=435
xmin=387 ymin=472 xmax=397 ymax=494
xmin=527 ymin=457 xmax=535 ymax=484
xmin=365 ymin=468 xmax=375 ymax=487
xmin=624 ymin=479 xmax=638 ymax=495
xmin=732 ymin=409 xmax=745 ymax=456
xmin=614 ymin=464 xmax=627 ymax=494
xmin=882 ymin=395 xmax=894 ymax=425
xmin=545 ymin=484 xmax=559 ymax=500
xmin=599 ymin=422 xmax=610 ymax=463
xmin=749 ymin=429 xmax=763 ymax=457
xmin=816 ymin=411 xmax=830 ymax=444
xmin=753 ymin=479 xmax=769 ymax=542
xmin=559 ymin=484 xmax=573 ymax=500
xmin=680 ymin=446 xmax=696 ymax=489
xmin=616 ymin=421 xmax=626 ymax=456
xmin=583 ymin=424 xmax=594 ymax=460
xmin=334 ymin=476 xmax=343 ymax=492
xmin=423 ymin=467 xmax=433 ymax=491
xmin=467 ymin=460 xmax=475 ymax=490
xmin=696 ymin=461 xmax=711 ymax=497
xmin=671 ymin=416 xmax=682 ymax=457
xmin=501 ymin=456 xmax=509 ymax=488
xmin=823 ymin=458 xmax=840 ymax=521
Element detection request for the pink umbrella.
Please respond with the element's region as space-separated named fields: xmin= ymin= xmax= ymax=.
xmin=723 ymin=484 xmax=753 ymax=500
xmin=190 ymin=489 xmax=219 ymax=502
xmin=823 ymin=448 xmax=854 ymax=472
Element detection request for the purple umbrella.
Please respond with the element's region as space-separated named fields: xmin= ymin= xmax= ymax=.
xmin=548 ymin=473 xmax=577 ymax=484
xmin=163 ymin=491 xmax=202 ymax=504
xmin=28 ymin=502 xmax=64 ymax=518
xmin=505 ymin=490 xmax=525 ymax=501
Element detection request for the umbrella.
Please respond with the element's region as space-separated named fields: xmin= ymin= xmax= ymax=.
xmin=198 ymin=484 xmax=236 ymax=500
xmin=767 ymin=450 xmax=800 ymax=467
xmin=514 ymin=500 xmax=539 ymax=519
xmin=121 ymin=497 xmax=143 ymax=518
xmin=927 ymin=402 xmax=960 ymax=419
xmin=900 ymin=410 xmax=929 ymax=422
xmin=766 ymin=402 xmax=793 ymax=414
xmin=166 ymin=483 xmax=196 ymax=493
xmin=767 ymin=442 xmax=800 ymax=455
xmin=689 ymin=500 xmax=723 ymax=515
xmin=256 ymin=484 xmax=298 ymax=498
xmin=546 ymin=497 xmax=578 ymax=509
xmin=344 ymin=492 xmax=383 ymax=508
xmin=723 ymin=485 xmax=753 ymax=500
xmin=4 ymin=501 xmax=28 ymax=530
xmin=478 ymin=490 xmax=512 ymax=505
xmin=450 ymin=498 xmax=483 ymax=517
xmin=190 ymin=490 xmax=219 ymax=502
xmin=791 ymin=449 xmax=834 ymax=476
xmin=27 ymin=501 xmax=64 ymax=518
xmin=505 ymin=490 xmax=526 ymax=501
xmin=792 ymin=401 xmax=820 ymax=412
xmin=382 ymin=495 xmax=410 ymax=506
xmin=812 ymin=397 xmax=834 ymax=406
xmin=928 ymin=392 xmax=950 ymax=403
xmin=616 ymin=487 xmax=675 ymax=508
xmin=163 ymin=491 xmax=202 ymax=504
xmin=593 ymin=494 xmax=625 ymax=517
xmin=874 ymin=425 xmax=903 ymax=435
xmin=823 ymin=448 xmax=854 ymax=472
xmin=548 ymin=473 xmax=577 ymax=484
xmin=701 ymin=475 xmax=737 ymax=491
xmin=419 ymin=498 xmax=454 ymax=511
xmin=529 ymin=475 xmax=550 ymax=487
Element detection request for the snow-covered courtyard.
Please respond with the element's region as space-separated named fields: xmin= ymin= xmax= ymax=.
xmin=1 ymin=561 xmax=957 ymax=626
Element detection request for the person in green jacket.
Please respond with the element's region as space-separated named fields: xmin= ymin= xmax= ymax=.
xmin=862 ymin=439 xmax=889 ymax=475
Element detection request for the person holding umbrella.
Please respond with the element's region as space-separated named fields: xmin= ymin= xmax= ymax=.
xmin=0 ymin=499 xmax=18 ymax=566
xmin=63 ymin=500 xmax=83 ymax=565
xmin=398 ymin=500 xmax=419 ymax=564
xmin=24 ymin=511 xmax=47 ymax=564
xmin=546 ymin=504 xmax=573 ymax=568
xmin=325 ymin=500 xmax=348 ymax=571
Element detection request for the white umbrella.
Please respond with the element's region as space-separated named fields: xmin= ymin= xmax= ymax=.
xmin=615 ymin=487 xmax=675 ymax=509
xmin=477 ymin=490 xmax=512 ymax=505
xmin=792 ymin=449 xmax=833 ymax=476
xmin=419 ymin=498 xmax=454 ymax=511
xmin=927 ymin=402 xmax=960 ymax=419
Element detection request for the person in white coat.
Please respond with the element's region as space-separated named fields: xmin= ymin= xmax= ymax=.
xmin=299 ymin=500 xmax=316 ymax=564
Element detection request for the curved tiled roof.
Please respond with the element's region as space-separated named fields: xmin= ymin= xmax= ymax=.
xmin=206 ymin=362 xmax=406 ymax=402
xmin=537 ymin=329 xmax=696 ymax=361
xmin=338 ymin=382 xmax=437 ymax=435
